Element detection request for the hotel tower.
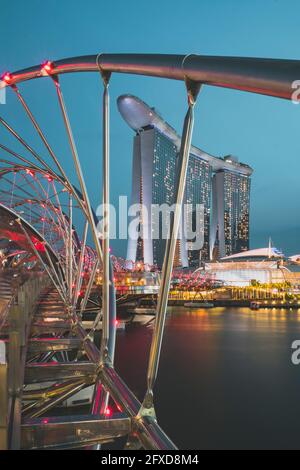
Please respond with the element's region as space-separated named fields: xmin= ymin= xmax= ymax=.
xmin=118 ymin=95 xmax=253 ymax=269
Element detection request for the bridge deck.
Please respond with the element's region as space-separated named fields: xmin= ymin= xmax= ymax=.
xmin=0 ymin=273 xmax=14 ymax=333
xmin=0 ymin=273 xmax=176 ymax=450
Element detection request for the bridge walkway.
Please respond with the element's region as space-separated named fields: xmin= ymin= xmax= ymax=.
xmin=0 ymin=277 xmax=176 ymax=450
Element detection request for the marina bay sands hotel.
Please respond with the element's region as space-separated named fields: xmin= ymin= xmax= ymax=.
xmin=118 ymin=95 xmax=253 ymax=269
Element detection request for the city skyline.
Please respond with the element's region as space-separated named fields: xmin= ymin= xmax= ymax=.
xmin=1 ymin=0 xmax=300 ymax=257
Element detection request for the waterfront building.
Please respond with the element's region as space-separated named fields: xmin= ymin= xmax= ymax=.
xmin=118 ymin=95 xmax=253 ymax=269
xmin=210 ymin=158 xmax=251 ymax=259
xmin=204 ymin=247 xmax=300 ymax=287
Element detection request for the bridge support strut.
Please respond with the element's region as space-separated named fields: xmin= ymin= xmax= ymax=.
xmin=140 ymin=73 xmax=202 ymax=418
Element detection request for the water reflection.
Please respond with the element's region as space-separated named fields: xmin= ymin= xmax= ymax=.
xmin=115 ymin=307 xmax=300 ymax=449
xmin=167 ymin=306 xmax=300 ymax=334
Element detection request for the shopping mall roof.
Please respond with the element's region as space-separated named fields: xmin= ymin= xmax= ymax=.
xmin=220 ymin=247 xmax=284 ymax=261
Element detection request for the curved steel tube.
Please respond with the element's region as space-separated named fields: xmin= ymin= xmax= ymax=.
xmin=0 ymin=203 xmax=60 ymax=269
xmin=2 ymin=54 xmax=300 ymax=100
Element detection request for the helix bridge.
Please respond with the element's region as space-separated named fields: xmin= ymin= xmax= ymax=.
xmin=0 ymin=53 xmax=299 ymax=450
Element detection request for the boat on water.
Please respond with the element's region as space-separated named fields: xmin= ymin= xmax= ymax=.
xmin=128 ymin=307 xmax=156 ymax=315
xmin=184 ymin=302 xmax=214 ymax=308
xmin=81 ymin=320 xmax=126 ymax=330
xmin=250 ymin=302 xmax=260 ymax=310
xmin=131 ymin=315 xmax=156 ymax=325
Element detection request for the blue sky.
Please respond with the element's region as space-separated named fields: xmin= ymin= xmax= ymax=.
xmin=0 ymin=0 xmax=299 ymax=255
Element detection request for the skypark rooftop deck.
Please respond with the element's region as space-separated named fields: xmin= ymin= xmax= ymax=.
xmin=117 ymin=94 xmax=253 ymax=176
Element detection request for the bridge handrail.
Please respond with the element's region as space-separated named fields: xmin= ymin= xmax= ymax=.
xmin=0 ymin=273 xmax=50 ymax=449
xmin=2 ymin=54 xmax=300 ymax=101
xmin=75 ymin=324 xmax=177 ymax=450
xmin=0 ymin=297 xmax=13 ymax=332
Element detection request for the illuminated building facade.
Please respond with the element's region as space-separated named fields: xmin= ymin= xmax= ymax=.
xmin=118 ymin=95 xmax=253 ymax=269
xmin=204 ymin=247 xmax=300 ymax=287
xmin=210 ymin=157 xmax=251 ymax=259
xmin=185 ymin=155 xmax=211 ymax=266
xmin=131 ymin=127 xmax=179 ymax=268
xmin=152 ymin=130 xmax=178 ymax=267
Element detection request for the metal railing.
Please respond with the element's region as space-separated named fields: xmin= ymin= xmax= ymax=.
xmin=0 ymin=274 xmax=49 ymax=450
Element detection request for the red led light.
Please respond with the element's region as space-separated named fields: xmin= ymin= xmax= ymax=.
xmin=115 ymin=320 xmax=119 ymax=326
xmin=32 ymin=237 xmax=46 ymax=253
xmin=105 ymin=407 xmax=112 ymax=417
xmin=25 ymin=168 xmax=35 ymax=177
xmin=2 ymin=72 xmax=13 ymax=84
xmin=41 ymin=61 xmax=54 ymax=75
